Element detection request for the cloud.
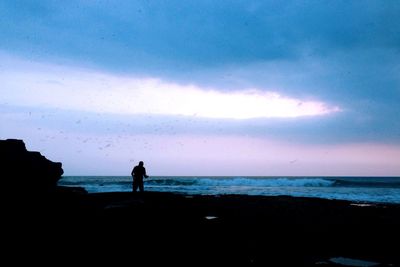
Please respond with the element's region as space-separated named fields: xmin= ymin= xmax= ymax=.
xmin=1 ymin=54 xmax=340 ymax=119
xmin=1 ymin=1 xmax=399 ymax=71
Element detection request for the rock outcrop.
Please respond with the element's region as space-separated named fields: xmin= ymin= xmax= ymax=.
xmin=0 ymin=139 xmax=63 ymax=193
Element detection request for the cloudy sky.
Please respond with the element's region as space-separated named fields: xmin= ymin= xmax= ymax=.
xmin=1 ymin=1 xmax=400 ymax=176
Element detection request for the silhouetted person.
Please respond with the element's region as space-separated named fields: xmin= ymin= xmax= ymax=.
xmin=131 ymin=161 xmax=149 ymax=193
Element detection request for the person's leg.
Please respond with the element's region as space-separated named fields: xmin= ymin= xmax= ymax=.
xmin=132 ymin=179 xmax=139 ymax=192
xmin=139 ymin=179 xmax=144 ymax=193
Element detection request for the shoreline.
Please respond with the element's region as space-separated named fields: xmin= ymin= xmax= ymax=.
xmin=59 ymin=175 xmax=400 ymax=205
xmin=5 ymin=188 xmax=400 ymax=266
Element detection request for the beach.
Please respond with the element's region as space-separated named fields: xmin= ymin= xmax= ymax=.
xmin=5 ymin=188 xmax=400 ymax=266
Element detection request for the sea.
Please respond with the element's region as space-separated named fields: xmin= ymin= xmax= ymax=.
xmin=58 ymin=176 xmax=400 ymax=204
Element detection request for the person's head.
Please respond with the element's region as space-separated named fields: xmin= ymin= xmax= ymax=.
xmin=139 ymin=161 xmax=144 ymax=166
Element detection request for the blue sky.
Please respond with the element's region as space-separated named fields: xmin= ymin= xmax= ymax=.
xmin=1 ymin=1 xmax=400 ymax=176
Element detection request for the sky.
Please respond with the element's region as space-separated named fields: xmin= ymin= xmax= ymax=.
xmin=1 ymin=0 xmax=400 ymax=176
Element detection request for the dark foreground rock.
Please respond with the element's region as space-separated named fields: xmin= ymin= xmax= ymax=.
xmin=0 ymin=139 xmax=64 ymax=192
xmin=3 ymin=191 xmax=400 ymax=267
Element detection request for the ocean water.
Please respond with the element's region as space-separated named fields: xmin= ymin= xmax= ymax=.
xmin=58 ymin=176 xmax=400 ymax=204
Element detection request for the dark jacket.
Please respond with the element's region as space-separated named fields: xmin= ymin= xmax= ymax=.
xmin=132 ymin=165 xmax=148 ymax=180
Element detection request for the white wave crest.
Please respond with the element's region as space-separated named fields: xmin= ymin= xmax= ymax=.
xmin=195 ymin=177 xmax=335 ymax=187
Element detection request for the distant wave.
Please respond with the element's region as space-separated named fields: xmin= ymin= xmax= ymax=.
xmin=61 ymin=176 xmax=400 ymax=189
xmin=147 ymin=177 xmax=335 ymax=187
xmin=147 ymin=177 xmax=400 ymax=189
xmin=332 ymin=179 xmax=400 ymax=188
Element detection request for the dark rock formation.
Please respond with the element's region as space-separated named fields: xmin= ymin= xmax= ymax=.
xmin=0 ymin=139 xmax=64 ymax=193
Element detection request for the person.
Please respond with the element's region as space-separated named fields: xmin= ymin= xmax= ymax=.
xmin=131 ymin=161 xmax=149 ymax=193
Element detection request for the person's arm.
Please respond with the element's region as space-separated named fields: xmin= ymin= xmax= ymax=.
xmin=144 ymin=167 xmax=149 ymax=178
